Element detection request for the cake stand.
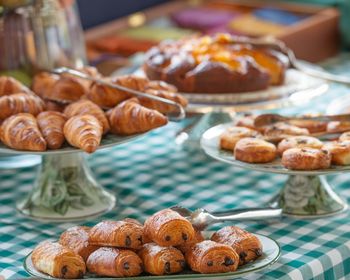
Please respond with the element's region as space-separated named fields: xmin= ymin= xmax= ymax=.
xmin=201 ymin=123 xmax=348 ymax=218
xmin=0 ymin=133 xmax=143 ymax=222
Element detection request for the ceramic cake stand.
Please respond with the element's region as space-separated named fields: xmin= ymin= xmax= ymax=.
xmin=201 ymin=123 xmax=348 ymax=218
xmin=0 ymin=133 xmax=143 ymax=222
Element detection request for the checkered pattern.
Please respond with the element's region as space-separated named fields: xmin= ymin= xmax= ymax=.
xmin=1 ymin=56 xmax=350 ymax=279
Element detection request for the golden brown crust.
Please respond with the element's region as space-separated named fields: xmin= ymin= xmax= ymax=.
xmin=211 ymin=226 xmax=262 ymax=265
xmin=44 ymin=100 xmax=66 ymax=112
xmin=59 ymin=226 xmax=100 ymax=261
xmin=220 ymin=126 xmax=261 ymax=151
xmin=89 ymin=220 xmax=144 ymax=250
xmin=64 ymin=100 xmax=110 ymax=135
xmin=107 ymin=98 xmax=168 ymax=135
xmin=63 ymin=115 xmax=103 ymax=153
xmin=138 ymin=243 xmax=185 ymax=275
xmin=289 ymin=119 xmax=327 ymax=134
xmin=87 ymin=247 xmax=143 ymax=277
xmin=264 ymin=122 xmax=309 ymax=142
xmin=31 ymin=72 xmax=60 ymax=99
xmin=277 ymin=136 xmax=323 ymax=156
xmin=1 ymin=113 xmax=46 ymax=151
xmin=31 ymin=241 xmax=86 ymax=279
xmin=323 ymin=141 xmax=350 ymax=165
xmin=0 ymin=93 xmax=45 ymax=121
xmin=281 ymin=147 xmax=331 ymax=170
xmin=234 ymin=137 xmax=276 ymax=163
xmin=177 ymin=230 xmax=205 ymax=254
xmin=37 ymin=111 xmax=66 ymax=149
xmin=0 ymin=76 xmax=30 ymax=96
xmin=185 ymin=240 xmax=239 ymax=274
xmin=144 ymin=208 xmax=195 ymax=247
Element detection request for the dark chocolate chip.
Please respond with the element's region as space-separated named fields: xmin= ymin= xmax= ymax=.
xmin=223 ymin=257 xmax=234 ymax=266
xmin=254 ymin=248 xmax=263 ymax=257
xmin=239 ymin=252 xmax=247 ymax=262
xmin=125 ymin=235 xmax=131 ymax=247
xmin=165 ymin=262 xmax=171 ymax=274
xmin=138 ymin=236 xmax=143 ymax=243
xmin=61 ymin=265 xmax=68 ymax=277
xmin=177 ymin=260 xmax=186 ymax=269
xmin=165 ymin=235 xmax=171 ymax=241
xmin=182 ymin=233 xmax=188 ymax=241
xmin=207 ymin=261 xmax=213 ymax=267
xmin=123 ymin=262 xmax=130 ymax=270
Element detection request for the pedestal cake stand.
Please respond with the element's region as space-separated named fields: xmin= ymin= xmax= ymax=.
xmin=201 ymin=123 xmax=348 ymax=218
xmin=0 ymin=133 xmax=143 ymax=222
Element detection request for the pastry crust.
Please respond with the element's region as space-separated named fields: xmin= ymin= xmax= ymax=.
xmin=339 ymin=131 xmax=350 ymax=142
xmin=277 ymin=136 xmax=323 ymax=156
xmin=327 ymin=121 xmax=350 ymax=133
xmin=185 ymin=240 xmax=239 ymax=274
xmin=281 ymin=147 xmax=331 ymax=170
xmin=89 ymin=220 xmax=144 ymax=250
xmin=31 ymin=241 xmax=86 ymax=279
xmin=87 ymin=247 xmax=143 ymax=277
xmin=211 ymin=226 xmax=263 ymax=265
xmin=289 ymin=119 xmax=327 ymax=134
xmin=59 ymin=226 xmax=100 ymax=261
xmin=0 ymin=76 xmax=30 ymax=96
xmin=37 ymin=111 xmax=66 ymax=149
xmin=220 ymin=126 xmax=261 ymax=151
xmin=144 ymin=208 xmax=196 ymax=247
xmin=44 ymin=100 xmax=66 ymax=112
xmin=234 ymin=137 xmax=276 ymax=163
xmin=138 ymin=243 xmax=185 ymax=275
xmin=264 ymin=122 xmax=309 ymax=142
xmin=178 ymin=230 xmax=205 ymax=254
xmin=323 ymin=141 xmax=350 ymax=165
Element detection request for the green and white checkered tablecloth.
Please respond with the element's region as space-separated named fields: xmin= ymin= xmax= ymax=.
xmin=1 ymin=56 xmax=350 ymax=280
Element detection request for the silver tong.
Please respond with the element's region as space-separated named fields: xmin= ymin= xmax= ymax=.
xmin=51 ymin=67 xmax=186 ymax=121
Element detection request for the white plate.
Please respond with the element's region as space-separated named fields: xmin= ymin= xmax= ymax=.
xmin=24 ymin=233 xmax=280 ymax=280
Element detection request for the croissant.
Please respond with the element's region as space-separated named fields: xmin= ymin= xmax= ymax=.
xmin=144 ymin=208 xmax=195 ymax=247
xmin=138 ymin=243 xmax=185 ymax=275
xmin=0 ymin=76 xmax=30 ymax=96
xmin=89 ymin=220 xmax=144 ymax=250
xmin=63 ymin=115 xmax=102 ymax=153
xmin=44 ymin=100 xmax=66 ymax=112
xmin=1 ymin=113 xmax=47 ymax=151
xmin=87 ymin=247 xmax=143 ymax=277
xmin=64 ymin=100 xmax=110 ymax=134
xmin=185 ymin=240 xmax=239 ymax=274
xmin=37 ymin=111 xmax=66 ymax=149
xmin=31 ymin=241 xmax=86 ymax=279
xmin=211 ymin=226 xmax=263 ymax=265
xmin=145 ymin=80 xmax=178 ymax=93
xmin=139 ymin=88 xmax=188 ymax=114
xmin=86 ymin=75 xmax=148 ymax=108
xmin=59 ymin=226 xmax=100 ymax=261
xmin=31 ymin=72 xmax=59 ymax=99
xmin=108 ymin=98 xmax=168 ymax=135
xmin=0 ymin=93 xmax=45 ymax=121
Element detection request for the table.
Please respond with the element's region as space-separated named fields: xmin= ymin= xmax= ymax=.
xmin=1 ymin=55 xmax=350 ymax=280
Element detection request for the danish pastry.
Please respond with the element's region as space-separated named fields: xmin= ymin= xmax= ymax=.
xmin=31 ymin=241 xmax=86 ymax=279
xmin=281 ymin=147 xmax=331 ymax=170
xmin=87 ymin=247 xmax=143 ymax=277
xmin=185 ymin=240 xmax=239 ymax=274
xmin=138 ymin=243 xmax=186 ymax=275
xmin=144 ymin=208 xmax=195 ymax=247
xmin=220 ymin=126 xmax=261 ymax=151
xmin=59 ymin=226 xmax=99 ymax=261
xmin=37 ymin=111 xmax=66 ymax=149
xmin=277 ymin=136 xmax=323 ymax=156
xmin=89 ymin=220 xmax=144 ymax=250
xmin=323 ymin=141 xmax=350 ymax=165
xmin=234 ymin=138 xmax=277 ymax=163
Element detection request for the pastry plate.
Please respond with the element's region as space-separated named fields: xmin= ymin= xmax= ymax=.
xmin=201 ymin=123 xmax=350 ymax=175
xmin=24 ymin=233 xmax=279 ymax=280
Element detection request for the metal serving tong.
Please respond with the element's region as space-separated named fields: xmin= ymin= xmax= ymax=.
xmin=171 ymin=206 xmax=282 ymax=230
xmin=51 ymin=67 xmax=186 ymax=121
xmin=230 ymin=36 xmax=350 ymax=85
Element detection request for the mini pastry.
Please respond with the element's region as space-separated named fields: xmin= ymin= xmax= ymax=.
xmin=89 ymin=220 xmax=143 ymax=250
xmin=31 ymin=241 xmax=86 ymax=279
xmin=220 ymin=126 xmax=261 ymax=151
xmin=281 ymin=147 xmax=331 ymax=170
xmin=327 ymin=121 xmax=350 ymax=133
xmin=107 ymin=98 xmax=168 ymax=135
xmin=37 ymin=111 xmax=66 ymax=149
xmin=211 ymin=226 xmax=263 ymax=265
xmin=277 ymin=136 xmax=323 ymax=156
xmin=87 ymin=247 xmax=143 ymax=277
xmin=323 ymin=141 xmax=350 ymax=165
xmin=185 ymin=240 xmax=239 ymax=274
xmin=234 ymin=137 xmax=276 ymax=163
xmin=138 ymin=243 xmax=185 ymax=275
xmin=0 ymin=93 xmax=45 ymax=121
xmin=339 ymin=131 xmax=350 ymax=142
xmin=1 ymin=113 xmax=46 ymax=151
xmin=59 ymin=226 xmax=100 ymax=261
xmin=63 ymin=115 xmax=103 ymax=153
xmin=144 ymin=208 xmax=196 ymax=247
xmin=64 ymin=100 xmax=110 ymax=134
xmin=264 ymin=122 xmax=309 ymax=142
xmin=0 ymin=76 xmax=29 ymax=96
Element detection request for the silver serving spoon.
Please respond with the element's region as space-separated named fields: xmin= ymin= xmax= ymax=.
xmin=51 ymin=67 xmax=186 ymax=122
xmin=171 ymin=206 xmax=283 ymax=231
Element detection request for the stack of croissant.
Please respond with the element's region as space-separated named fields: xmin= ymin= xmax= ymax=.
xmin=0 ymin=67 xmax=188 ymax=153
xmin=31 ymin=208 xmax=263 ymax=278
